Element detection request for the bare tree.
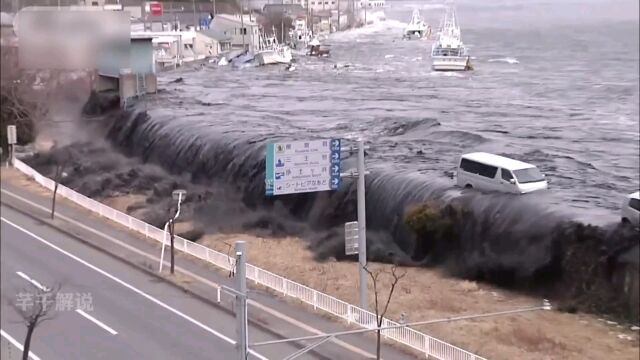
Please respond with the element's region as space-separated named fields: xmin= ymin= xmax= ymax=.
xmin=12 ymin=285 xmax=61 ymax=360
xmin=363 ymin=264 xmax=407 ymax=360
xmin=0 ymin=84 xmax=39 ymax=156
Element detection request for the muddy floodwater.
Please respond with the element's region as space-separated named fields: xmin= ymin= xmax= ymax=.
xmin=24 ymin=0 xmax=639 ymax=321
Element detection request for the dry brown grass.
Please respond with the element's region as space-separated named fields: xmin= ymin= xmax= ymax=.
xmin=195 ymin=231 xmax=640 ymax=360
xmin=4 ymin=169 xmax=639 ymax=360
xmin=100 ymin=194 xmax=147 ymax=213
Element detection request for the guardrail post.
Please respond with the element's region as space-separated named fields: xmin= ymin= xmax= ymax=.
xmin=217 ymin=286 xmax=221 ymax=303
xmin=347 ymin=305 xmax=352 ymax=324
xmin=283 ymin=279 xmax=288 ymax=297
xmin=424 ymin=335 xmax=430 ymax=358
xmin=313 ymin=291 xmax=317 ymax=310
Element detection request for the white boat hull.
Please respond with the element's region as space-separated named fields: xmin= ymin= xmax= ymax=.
xmin=431 ymin=56 xmax=470 ymax=71
xmin=255 ymin=49 xmax=292 ymax=65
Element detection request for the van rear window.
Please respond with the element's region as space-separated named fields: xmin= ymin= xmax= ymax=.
xmin=629 ymin=198 xmax=640 ymax=212
xmin=460 ymin=158 xmax=498 ymax=179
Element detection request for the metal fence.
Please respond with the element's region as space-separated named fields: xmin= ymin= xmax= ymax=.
xmin=13 ymin=159 xmax=486 ymax=360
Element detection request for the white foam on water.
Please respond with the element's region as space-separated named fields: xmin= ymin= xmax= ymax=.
xmin=398 ymin=3 xmax=447 ymax=10
xmin=329 ymin=11 xmax=405 ymax=42
xmin=428 ymin=71 xmax=465 ymax=78
xmin=488 ymin=57 xmax=520 ymax=64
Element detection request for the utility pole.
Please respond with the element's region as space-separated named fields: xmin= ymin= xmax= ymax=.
xmin=356 ymin=139 xmax=367 ymax=310
xmin=235 ymin=241 xmax=249 ymax=360
xmin=364 ymin=0 xmax=367 ymax=26
xmin=212 ymin=0 xmax=216 ymax=15
xmin=337 ymin=0 xmax=340 ymax=31
xmin=306 ymin=0 xmax=310 ymax=31
xmin=241 ymin=0 xmax=246 ymax=51
xmin=192 ymin=0 xmax=197 ymax=29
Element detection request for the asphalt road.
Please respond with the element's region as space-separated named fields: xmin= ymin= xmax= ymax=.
xmin=0 ymin=206 xmax=306 ymax=360
xmin=1 ymin=176 xmax=419 ymax=360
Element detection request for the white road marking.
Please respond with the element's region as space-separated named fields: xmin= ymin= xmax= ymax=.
xmin=1 ymin=189 xmax=377 ymax=359
xmin=0 ymin=328 xmax=42 ymax=360
xmin=1 ymin=217 xmax=269 ymax=360
xmin=75 ymin=309 xmax=118 ymax=335
xmin=15 ymin=271 xmax=49 ymax=291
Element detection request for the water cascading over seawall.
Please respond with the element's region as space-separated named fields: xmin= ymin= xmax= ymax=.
xmin=25 ymin=97 xmax=639 ymax=321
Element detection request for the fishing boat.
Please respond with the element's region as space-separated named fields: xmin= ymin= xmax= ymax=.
xmin=403 ymin=9 xmax=430 ymax=40
xmin=430 ymin=5 xmax=471 ymax=71
xmin=255 ymin=30 xmax=293 ymax=66
xmin=289 ymin=18 xmax=313 ymax=51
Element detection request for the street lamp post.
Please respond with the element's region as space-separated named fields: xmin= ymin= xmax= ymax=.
xmin=159 ymin=189 xmax=187 ymax=274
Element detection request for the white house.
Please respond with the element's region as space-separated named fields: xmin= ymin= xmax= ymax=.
xmin=209 ymin=14 xmax=261 ymax=51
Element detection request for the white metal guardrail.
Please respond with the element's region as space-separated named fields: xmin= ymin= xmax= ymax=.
xmin=12 ymin=159 xmax=486 ymax=360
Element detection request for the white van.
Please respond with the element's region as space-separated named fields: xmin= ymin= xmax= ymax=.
xmin=456 ymin=152 xmax=548 ymax=194
xmin=621 ymin=191 xmax=640 ymax=228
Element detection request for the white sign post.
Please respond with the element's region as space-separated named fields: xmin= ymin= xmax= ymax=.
xmin=340 ymin=139 xmax=370 ymax=310
xmin=355 ymin=139 xmax=368 ymax=310
xmin=7 ymin=125 xmax=17 ymax=167
xmin=345 ymin=221 xmax=359 ymax=255
xmin=265 ymin=138 xmax=370 ymax=310
xmin=265 ymin=139 xmax=341 ymax=196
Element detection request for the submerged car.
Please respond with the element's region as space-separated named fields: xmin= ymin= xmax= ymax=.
xmin=456 ymin=152 xmax=548 ymax=194
xmin=621 ymin=191 xmax=640 ymax=229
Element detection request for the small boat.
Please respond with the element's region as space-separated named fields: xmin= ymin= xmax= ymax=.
xmin=307 ymin=38 xmax=330 ymax=57
xmin=430 ymin=5 xmax=471 ymax=71
xmin=403 ymin=9 xmax=430 ymax=39
xmin=255 ymin=30 xmax=293 ymax=65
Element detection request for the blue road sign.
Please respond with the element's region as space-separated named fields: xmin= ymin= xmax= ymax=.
xmin=266 ymin=139 xmax=342 ymax=196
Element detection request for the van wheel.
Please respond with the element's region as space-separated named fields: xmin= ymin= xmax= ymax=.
xmin=622 ymin=218 xmax=630 ymax=224
xmin=464 ymin=184 xmax=473 ymax=189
